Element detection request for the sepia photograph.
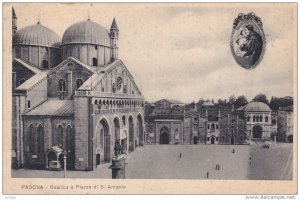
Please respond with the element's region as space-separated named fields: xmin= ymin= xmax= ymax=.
xmin=2 ymin=2 xmax=297 ymax=195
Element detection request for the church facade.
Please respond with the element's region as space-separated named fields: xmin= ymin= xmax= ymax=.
xmin=145 ymin=99 xmax=249 ymax=145
xmin=11 ymin=8 xmax=145 ymax=171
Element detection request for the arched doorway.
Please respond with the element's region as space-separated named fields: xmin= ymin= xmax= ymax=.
xmin=137 ymin=114 xmax=143 ymax=146
xmin=37 ymin=124 xmax=44 ymax=155
xmin=121 ymin=130 xmax=127 ymax=153
xmin=128 ymin=116 xmax=134 ymax=152
xmin=96 ymin=119 xmax=110 ymax=164
xmin=160 ymin=127 xmax=170 ymax=144
xmin=193 ymin=136 xmax=198 ymax=144
xmin=66 ymin=125 xmax=75 ymax=169
xmin=253 ymin=125 xmax=263 ymax=139
xmin=231 ymin=136 xmax=235 ymax=145
xmin=113 ymin=117 xmax=120 ymax=143
xmin=211 ymin=136 xmax=215 ymax=144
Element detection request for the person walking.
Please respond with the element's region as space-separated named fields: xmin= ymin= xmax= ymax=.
xmin=206 ymin=171 xmax=209 ymax=178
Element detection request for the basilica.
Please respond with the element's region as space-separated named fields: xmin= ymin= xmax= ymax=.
xmin=11 ymin=8 xmax=145 ymax=170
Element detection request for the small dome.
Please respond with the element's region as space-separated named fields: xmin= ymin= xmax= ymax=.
xmin=62 ymin=19 xmax=110 ymax=47
xmin=13 ymin=22 xmax=61 ymax=47
xmin=244 ymin=102 xmax=271 ymax=112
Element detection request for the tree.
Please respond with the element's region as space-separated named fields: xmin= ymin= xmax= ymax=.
xmin=217 ymin=98 xmax=226 ymax=106
xmin=234 ymin=95 xmax=248 ymax=109
xmin=197 ymin=98 xmax=205 ymax=105
xmin=253 ymin=93 xmax=269 ymax=105
xmin=269 ymin=97 xmax=280 ymax=110
xmin=228 ymin=95 xmax=236 ymax=105
xmin=270 ymin=96 xmax=293 ymax=111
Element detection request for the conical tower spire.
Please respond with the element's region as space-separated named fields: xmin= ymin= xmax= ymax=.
xmin=110 ymin=17 xmax=119 ymax=62
xmin=12 ymin=7 xmax=17 ymax=35
xmin=110 ymin=17 xmax=119 ymax=30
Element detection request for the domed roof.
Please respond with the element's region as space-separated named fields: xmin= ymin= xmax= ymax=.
xmin=243 ymin=102 xmax=271 ymax=112
xmin=62 ymin=19 xmax=110 ymax=47
xmin=13 ymin=22 xmax=61 ymax=48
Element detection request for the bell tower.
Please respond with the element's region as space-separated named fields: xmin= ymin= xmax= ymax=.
xmin=12 ymin=7 xmax=17 ymax=36
xmin=110 ymin=17 xmax=119 ymax=62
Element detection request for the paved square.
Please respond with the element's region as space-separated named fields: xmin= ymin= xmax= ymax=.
xmin=12 ymin=144 xmax=292 ymax=180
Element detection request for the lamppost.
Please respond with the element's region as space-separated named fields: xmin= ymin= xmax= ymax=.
xmin=63 ymin=150 xmax=67 ymax=178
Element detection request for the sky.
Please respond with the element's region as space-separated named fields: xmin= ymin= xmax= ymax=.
xmin=9 ymin=3 xmax=296 ymax=103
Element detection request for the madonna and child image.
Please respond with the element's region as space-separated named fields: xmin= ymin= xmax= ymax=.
xmin=231 ymin=12 xmax=266 ymax=69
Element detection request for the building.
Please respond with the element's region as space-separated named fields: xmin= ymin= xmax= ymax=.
xmin=145 ymin=99 xmax=185 ymax=144
xmin=237 ymin=101 xmax=273 ymax=141
xmin=11 ymin=7 xmax=145 ymax=170
xmin=145 ymin=99 xmax=248 ymax=145
xmin=278 ymin=105 xmax=293 ymax=142
xmin=198 ymin=101 xmax=232 ymax=145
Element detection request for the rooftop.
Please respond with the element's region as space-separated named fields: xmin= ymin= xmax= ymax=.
xmin=24 ymin=99 xmax=74 ymax=116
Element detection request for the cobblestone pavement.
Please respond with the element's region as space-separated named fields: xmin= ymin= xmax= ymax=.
xmin=12 ymin=144 xmax=292 ymax=180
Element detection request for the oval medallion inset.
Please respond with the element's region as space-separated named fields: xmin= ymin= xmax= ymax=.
xmin=230 ymin=12 xmax=266 ymax=69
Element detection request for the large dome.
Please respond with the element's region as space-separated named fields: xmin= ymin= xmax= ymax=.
xmin=13 ymin=22 xmax=61 ymax=47
xmin=62 ymin=19 xmax=110 ymax=47
xmin=244 ymin=102 xmax=271 ymax=112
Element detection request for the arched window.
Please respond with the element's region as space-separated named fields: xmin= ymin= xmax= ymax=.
xmin=253 ymin=116 xmax=255 ymax=122
xmin=37 ymin=124 xmax=44 ymax=154
xmin=259 ymin=116 xmax=263 ymax=122
xmin=256 ymin=116 xmax=259 ymax=122
xmin=122 ymin=116 xmax=126 ymax=126
xmin=247 ymin=116 xmax=250 ymax=122
xmin=42 ymin=60 xmax=49 ymax=68
xmin=66 ymin=125 xmax=72 ymax=152
xmin=216 ymin=124 xmax=219 ymax=129
xmin=76 ymin=79 xmax=83 ymax=89
xmin=211 ymin=123 xmax=215 ymax=131
xmin=265 ymin=116 xmax=268 ymax=122
xmin=28 ymin=124 xmax=34 ymax=153
xmin=57 ymin=125 xmax=63 ymax=147
xmin=93 ymin=58 xmax=98 ymax=66
xmin=123 ymin=85 xmax=127 ymax=93
xmin=112 ymin=83 xmax=116 ymax=93
xmin=58 ymin=79 xmax=66 ymax=91
xmin=27 ymin=100 xmax=31 ymax=108
xmin=207 ymin=124 xmax=210 ymax=129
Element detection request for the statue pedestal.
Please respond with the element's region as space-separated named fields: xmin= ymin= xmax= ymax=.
xmin=109 ymin=155 xmax=126 ymax=179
